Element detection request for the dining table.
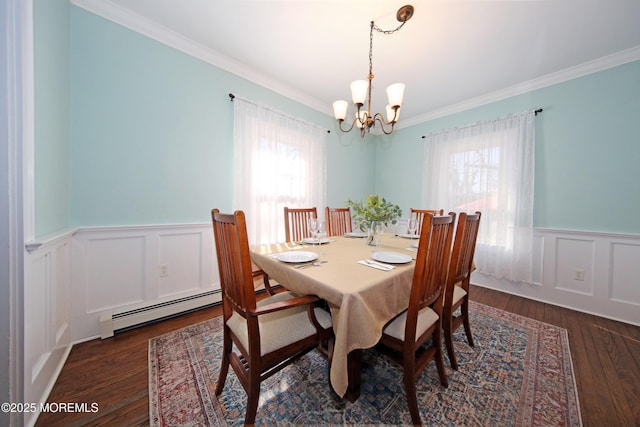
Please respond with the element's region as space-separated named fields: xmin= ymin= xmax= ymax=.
xmin=250 ymin=232 xmax=419 ymax=401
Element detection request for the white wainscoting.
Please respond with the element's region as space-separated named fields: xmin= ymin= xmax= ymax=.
xmin=21 ymin=224 xmax=640 ymax=426
xmin=472 ymin=228 xmax=640 ymax=326
xmin=71 ymin=223 xmax=220 ymax=341
xmin=23 ymin=231 xmax=74 ymax=427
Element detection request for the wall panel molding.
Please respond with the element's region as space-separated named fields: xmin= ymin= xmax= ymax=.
xmin=71 ymin=223 xmax=218 ymax=341
xmin=473 ymin=228 xmax=640 ymax=326
xmin=609 ymin=241 xmax=640 ymax=305
xmin=23 ymin=231 xmax=73 ymax=427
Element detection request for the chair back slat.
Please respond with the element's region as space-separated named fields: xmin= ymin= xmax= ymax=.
xmin=325 ymin=207 xmax=352 ymax=236
xmin=410 ymin=208 xmax=444 ymax=236
xmin=284 ymin=207 xmax=317 ymax=242
xmin=211 ymin=209 xmax=257 ymax=319
xmin=448 ymin=212 xmax=482 ymax=289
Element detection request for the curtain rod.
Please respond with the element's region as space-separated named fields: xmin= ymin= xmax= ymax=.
xmin=228 ymin=93 xmax=330 ymax=133
xmin=420 ymin=108 xmax=543 ymax=140
xmin=232 ymin=94 xmax=542 ymax=137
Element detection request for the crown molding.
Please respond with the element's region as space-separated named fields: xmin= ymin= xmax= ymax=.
xmin=71 ymin=0 xmax=639 ymax=128
xmin=70 ymin=0 xmax=329 ymax=114
xmin=400 ymin=45 xmax=640 ymax=127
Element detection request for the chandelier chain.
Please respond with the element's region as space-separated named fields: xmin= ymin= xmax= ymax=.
xmin=372 ymin=21 xmax=407 ymax=35
xmin=369 ymin=22 xmax=374 ymax=77
xmin=369 ymin=20 xmax=408 ymax=77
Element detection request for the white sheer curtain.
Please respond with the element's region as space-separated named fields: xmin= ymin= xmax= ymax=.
xmin=233 ymin=97 xmax=327 ymax=245
xmin=422 ymin=110 xmax=535 ymax=283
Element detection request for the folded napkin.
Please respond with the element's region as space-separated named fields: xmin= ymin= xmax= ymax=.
xmin=358 ymin=259 xmax=395 ymax=271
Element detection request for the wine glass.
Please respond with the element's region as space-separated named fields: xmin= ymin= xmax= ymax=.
xmin=308 ymin=217 xmax=320 ymax=250
xmin=316 ymin=220 xmax=326 ymax=256
xmin=407 ymin=215 xmax=418 ymax=240
xmin=352 ymin=218 xmax=360 ymax=236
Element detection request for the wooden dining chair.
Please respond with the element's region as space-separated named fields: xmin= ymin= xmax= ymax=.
xmin=284 ymin=207 xmax=317 ymax=242
xmin=211 ymin=209 xmax=333 ymax=425
xmin=251 ymin=262 xmax=276 ymax=295
xmin=409 ymin=208 xmax=444 ymax=236
xmin=376 ymin=212 xmax=456 ymax=426
xmin=325 ymin=207 xmax=352 ymax=236
xmin=443 ymin=211 xmax=482 ymax=370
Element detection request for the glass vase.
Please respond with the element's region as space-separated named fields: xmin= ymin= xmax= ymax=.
xmin=369 ymin=221 xmax=384 ymax=246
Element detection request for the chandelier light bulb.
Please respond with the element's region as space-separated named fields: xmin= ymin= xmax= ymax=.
xmin=356 ymin=110 xmax=368 ymax=128
xmin=333 ymin=100 xmax=348 ymax=120
xmin=386 ymin=105 xmax=401 ymax=123
xmin=350 ymin=80 xmax=368 ymax=105
xmin=386 ymin=83 xmax=405 ymax=108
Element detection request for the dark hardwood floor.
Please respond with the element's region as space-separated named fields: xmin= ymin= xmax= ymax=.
xmin=36 ymin=285 xmax=640 ymax=426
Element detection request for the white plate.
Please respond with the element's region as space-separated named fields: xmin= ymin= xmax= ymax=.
xmin=396 ymin=233 xmax=420 ymax=239
xmin=275 ymin=251 xmax=319 ymax=263
xmin=370 ymin=251 xmax=413 ymax=264
xmin=345 ymin=231 xmax=368 ymax=238
xmin=302 ymin=237 xmax=331 ymax=245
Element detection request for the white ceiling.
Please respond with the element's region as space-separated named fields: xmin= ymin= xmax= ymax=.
xmin=75 ymin=0 xmax=640 ymax=126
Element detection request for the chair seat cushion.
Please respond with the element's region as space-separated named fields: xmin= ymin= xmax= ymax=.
xmin=313 ymin=306 xmax=333 ymax=330
xmin=228 ymin=292 xmax=331 ymax=356
xmin=383 ymin=306 xmax=439 ymax=342
xmin=453 ymin=282 xmax=467 ymax=305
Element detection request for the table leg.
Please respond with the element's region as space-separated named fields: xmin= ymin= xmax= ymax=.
xmin=344 ymin=349 xmax=362 ymax=402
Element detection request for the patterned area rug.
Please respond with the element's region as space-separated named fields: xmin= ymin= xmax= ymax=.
xmin=149 ymin=302 xmax=581 ymax=426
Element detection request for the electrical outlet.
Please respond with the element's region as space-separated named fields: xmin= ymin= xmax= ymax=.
xmin=159 ymin=264 xmax=169 ymax=277
xmin=573 ymin=269 xmax=585 ymax=281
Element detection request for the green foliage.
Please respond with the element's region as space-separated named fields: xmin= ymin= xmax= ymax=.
xmin=345 ymin=195 xmax=402 ymax=231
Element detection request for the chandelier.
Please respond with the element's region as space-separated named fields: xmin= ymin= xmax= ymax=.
xmin=332 ymin=5 xmax=414 ymax=137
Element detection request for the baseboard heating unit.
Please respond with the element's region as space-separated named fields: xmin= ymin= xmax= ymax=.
xmin=99 ymin=290 xmax=221 ymax=339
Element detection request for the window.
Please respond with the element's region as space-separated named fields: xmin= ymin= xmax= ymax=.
xmin=422 ymin=111 xmax=535 ymax=283
xmin=233 ymin=97 xmax=327 ymax=245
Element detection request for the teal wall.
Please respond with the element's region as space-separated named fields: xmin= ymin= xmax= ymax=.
xmin=34 ymin=0 xmax=70 ymax=237
xmin=34 ymin=2 xmax=640 ymax=236
xmin=376 ymin=60 xmax=640 ymax=234
xmin=67 ymin=6 xmax=373 ymax=228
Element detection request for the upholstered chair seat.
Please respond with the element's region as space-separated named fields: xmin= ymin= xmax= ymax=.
xmin=228 ymin=292 xmax=333 ymax=356
xmin=382 ymin=307 xmax=439 ymax=342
